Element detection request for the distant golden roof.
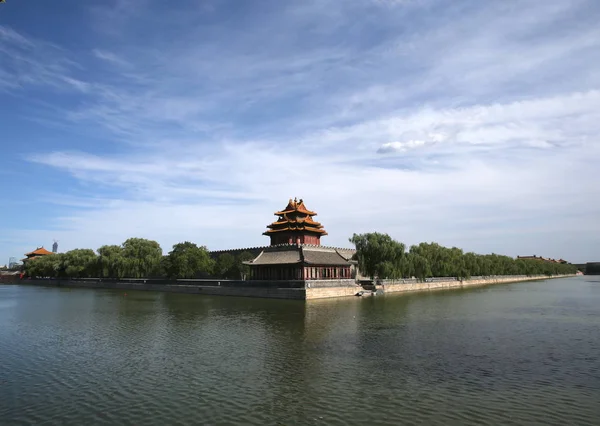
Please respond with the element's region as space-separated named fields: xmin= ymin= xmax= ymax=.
xmin=25 ymin=247 xmax=53 ymax=257
xmin=517 ymin=255 xmax=565 ymax=264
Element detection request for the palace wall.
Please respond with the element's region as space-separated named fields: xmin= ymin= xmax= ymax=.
xmin=585 ymin=262 xmax=600 ymax=275
xmin=378 ymin=274 xmax=575 ymax=294
xmin=5 ymin=274 xmax=576 ymax=300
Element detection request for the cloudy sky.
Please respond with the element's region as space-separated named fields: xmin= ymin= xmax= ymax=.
xmin=1 ymin=0 xmax=599 ymax=264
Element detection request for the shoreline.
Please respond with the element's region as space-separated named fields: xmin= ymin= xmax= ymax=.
xmin=2 ymin=274 xmax=578 ymax=300
xmin=374 ymin=274 xmax=577 ymax=295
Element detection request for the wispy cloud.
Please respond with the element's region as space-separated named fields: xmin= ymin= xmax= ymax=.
xmin=92 ymin=49 xmax=130 ymax=68
xmin=1 ymin=0 xmax=599 ymax=263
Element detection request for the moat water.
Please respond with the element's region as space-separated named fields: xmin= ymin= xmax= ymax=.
xmin=1 ymin=277 xmax=599 ymax=425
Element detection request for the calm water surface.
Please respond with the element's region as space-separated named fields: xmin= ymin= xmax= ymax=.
xmin=1 ymin=277 xmax=599 ymax=425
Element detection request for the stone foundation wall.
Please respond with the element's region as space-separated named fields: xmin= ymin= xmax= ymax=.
xmin=305 ymin=286 xmax=361 ymax=299
xmin=11 ymin=279 xmax=307 ymax=300
xmin=305 ymin=279 xmax=357 ymax=288
xmin=379 ymin=274 xmax=575 ymax=294
xmin=5 ymin=274 xmax=576 ymax=301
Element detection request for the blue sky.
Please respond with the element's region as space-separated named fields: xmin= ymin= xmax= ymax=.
xmin=1 ymin=0 xmax=599 ymax=264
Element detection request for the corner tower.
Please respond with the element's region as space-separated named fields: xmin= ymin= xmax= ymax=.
xmin=263 ymin=198 xmax=328 ymax=246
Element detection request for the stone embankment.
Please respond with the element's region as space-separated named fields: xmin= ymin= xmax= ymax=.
xmin=307 ymin=275 xmax=577 ymax=298
xmin=371 ymin=274 xmax=575 ymax=295
xmin=3 ymin=275 xmax=576 ymax=300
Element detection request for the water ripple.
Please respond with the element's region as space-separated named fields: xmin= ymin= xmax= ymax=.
xmin=1 ymin=278 xmax=599 ymax=425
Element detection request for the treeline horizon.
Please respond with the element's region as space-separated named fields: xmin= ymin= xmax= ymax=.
xmin=25 ymin=238 xmax=253 ymax=280
xmin=24 ymin=233 xmax=579 ymax=281
xmin=350 ymin=233 xmax=578 ymax=280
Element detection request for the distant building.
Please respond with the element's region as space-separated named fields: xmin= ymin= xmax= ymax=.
xmin=517 ymin=255 xmax=568 ymax=264
xmin=8 ymin=257 xmax=21 ymax=270
xmin=52 ymin=241 xmax=58 ymax=253
xmin=22 ymin=247 xmax=54 ymax=264
xmin=244 ymin=198 xmax=354 ymax=280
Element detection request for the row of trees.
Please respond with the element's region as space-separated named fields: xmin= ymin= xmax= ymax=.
xmin=25 ymin=232 xmax=578 ymax=281
xmin=350 ymin=233 xmax=579 ymax=280
xmin=25 ymin=238 xmax=254 ymax=280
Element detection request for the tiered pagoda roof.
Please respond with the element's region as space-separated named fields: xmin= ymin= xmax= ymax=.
xmin=263 ymin=198 xmax=328 ymax=237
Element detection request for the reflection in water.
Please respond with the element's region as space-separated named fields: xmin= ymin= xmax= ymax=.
xmin=1 ymin=277 xmax=599 ymax=425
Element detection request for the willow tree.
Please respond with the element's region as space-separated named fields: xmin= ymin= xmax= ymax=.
xmin=121 ymin=238 xmax=163 ymax=278
xmin=97 ymin=245 xmax=124 ymax=278
xmin=25 ymin=254 xmax=64 ymax=278
xmin=62 ymin=249 xmax=98 ymax=278
xmin=350 ymin=232 xmax=407 ymax=279
xmin=350 ymin=232 xmax=577 ymax=280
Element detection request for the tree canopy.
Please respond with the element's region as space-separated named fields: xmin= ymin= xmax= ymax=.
xmin=26 ymin=238 xmax=164 ymax=279
xmin=98 ymin=245 xmax=124 ymax=279
xmin=213 ymin=251 xmax=256 ymax=280
xmin=62 ymin=249 xmax=97 ymax=278
xmin=24 ymin=232 xmax=577 ymax=281
xmin=26 ymin=238 xmax=219 ymax=280
xmin=350 ymin=232 xmax=578 ymax=280
xmin=215 ymin=253 xmax=237 ymax=279
xmin=121 ymin=238 xmax=163 ymax=278
xmin=25 ymin=253 xmax=65 ymax=278
xmin=166 ymin=241 xmax=214 ymax=279
xmin=350 ymin=233 xmax=407 ymax=279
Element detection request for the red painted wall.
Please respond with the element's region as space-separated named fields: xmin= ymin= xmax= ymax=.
xmin=270 ymin=233 xmax=321 ymax=246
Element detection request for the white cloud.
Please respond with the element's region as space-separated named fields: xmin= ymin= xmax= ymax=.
xmin=22 ymin=89 xmax=600 ymax=262
xmin=0 ymin=26 xmax=34 ymax=47
xmin=378 ymin=140 xmax=428 ymax=153
xmin=2 ymin=1 xmax=600 ymax=263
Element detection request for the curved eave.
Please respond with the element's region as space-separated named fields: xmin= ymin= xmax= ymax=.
xmin=274 ymin=209 xmax=317 ymax=216
xmin=269 ymin=218 xmax=322 ymax=226
xmin=263 ymin=228 xmax=328 ymax=235
xmin=267 ymin=221 xmax=323 ymax=228
xmin=25 ymin=249 xmax=54 ymax=256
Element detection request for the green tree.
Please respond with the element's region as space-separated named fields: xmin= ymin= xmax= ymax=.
xmin=349 ymin=232 xmax=406 ymax=279
xmin=167 ymin=241 xmax=214 ymax=279
xmin=410 ymin=253 xmax=432 ymax=281
xmin=62 ymin=249 xmax=98 ymax=278
xmin=215 ymin=253 xmax=237 ymax=279
xmin=121 ymin=238 xmax=163 ymax=278
xmin=350 ymin=233 xmax=577 ymax=280
xmin=237 ymin=251 xmax=255 ymax=280
xmin=25 ymin=253 xmax=65 ymax=278
xmin=97 ymin=245 xmax=124 ymax=278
